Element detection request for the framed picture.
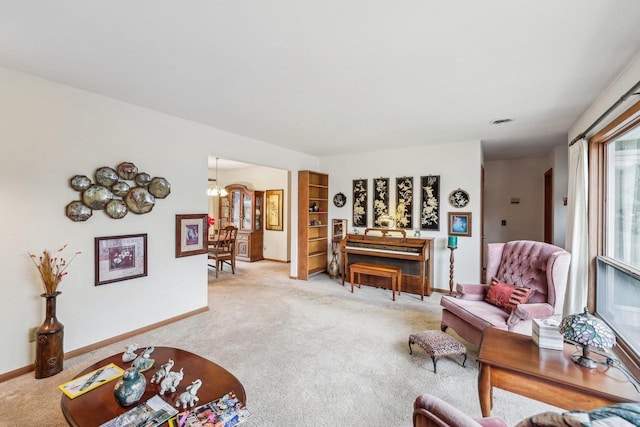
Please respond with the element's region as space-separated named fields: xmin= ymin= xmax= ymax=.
xmin=373 ymin=178 xmax=390 ymax=227
xmin=396 ymin=176 xmax=414 ymax=229
xmin=95 ymin=234 xmax=147 ymax=286
xmin=420 ymin=175 xmax=440 ymax=231
xmin=265 ymin=189 xmax=284 ymax=231
xmin=175 ymin=214 xmax=208 ymax=257
xmin=448 ymin=212 xmax=472 ymax=237
xmin=352 ymin=179 xmax=368 ymax=227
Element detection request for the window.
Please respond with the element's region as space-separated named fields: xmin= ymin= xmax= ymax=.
xmin=592 ymin=102 xmax=640 ymax=366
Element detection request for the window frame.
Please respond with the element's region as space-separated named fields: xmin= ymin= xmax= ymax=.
xmin=589 ymin=99 xmax=640 ymax=377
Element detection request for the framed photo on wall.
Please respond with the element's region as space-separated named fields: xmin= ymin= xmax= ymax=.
xmin=265 ymin=189 xmax=284 ymax=231
xmin=175 ymin=214 xmax=208 ymax=257
xmin=448 ymin=212 xmax=472 ymax=237
xmin=95 ymin=234 xmax=147 ymax=285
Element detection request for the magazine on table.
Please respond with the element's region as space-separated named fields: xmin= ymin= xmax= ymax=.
xmin=99 ymin=394 xmax=179 ymax=427
xmin=59 ymin=362 xmax=125 ymax=399
xmin=170 ymin=391 xmax=251 ymax=427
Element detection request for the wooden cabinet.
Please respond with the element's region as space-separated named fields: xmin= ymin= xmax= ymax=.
xmin=224 ymin=184 xmax=264 ymax=262
xmin=298 ymin=171 xmax=329 ymax=279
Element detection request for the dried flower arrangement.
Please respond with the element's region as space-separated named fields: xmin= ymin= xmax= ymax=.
xmin=29 ymin=245 xmax=81 ymax=296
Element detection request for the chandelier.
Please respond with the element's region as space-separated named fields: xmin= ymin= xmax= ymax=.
xmin=207 ymin=157 xmax=228 ymax=197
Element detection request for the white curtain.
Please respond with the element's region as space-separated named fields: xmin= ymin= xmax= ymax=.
xmin=564 ymin=138 xmax=589 ymax=316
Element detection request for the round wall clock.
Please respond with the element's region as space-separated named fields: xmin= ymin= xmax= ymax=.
xmin=449 ymin=189 xmax=470 ymax=208
xmin=333 ymin=192 xmax=347 ymax=207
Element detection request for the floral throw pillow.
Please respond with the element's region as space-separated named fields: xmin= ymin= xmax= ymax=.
xmin=485 ymin=278 xmax=535 ymax=312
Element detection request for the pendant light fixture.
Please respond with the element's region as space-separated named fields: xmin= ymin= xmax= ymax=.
xmin=207 ymin=157 xmax=228 ymax=197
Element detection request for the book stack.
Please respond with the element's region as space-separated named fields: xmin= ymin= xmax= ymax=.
xmin=532 ymin=318 xmax=564 ymax=351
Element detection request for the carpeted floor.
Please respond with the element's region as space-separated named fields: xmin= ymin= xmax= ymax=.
xmin=0 ymin=261 xmax=561 ymax=426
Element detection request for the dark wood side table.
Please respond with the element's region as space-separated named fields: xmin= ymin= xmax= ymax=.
xmin=477 ymin=328 xmax=638 ymax=417
xmin=61 ymin=346 xmax=246 ymax=427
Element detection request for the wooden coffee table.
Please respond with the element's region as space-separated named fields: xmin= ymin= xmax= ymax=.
xmin=477 ymin=328 xmax=637 ymax=417
xmin=61 ymin=346 xmax=246 ymax=426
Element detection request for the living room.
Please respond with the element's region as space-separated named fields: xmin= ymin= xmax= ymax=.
xmin=2 ymin=2 xmax=640 ymax=425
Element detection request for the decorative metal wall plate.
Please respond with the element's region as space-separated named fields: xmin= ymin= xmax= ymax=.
xmin=125 ymin=187 xmax=156 ymax=214
xmin=82 ymin=185 xmax=113 ymax=210
xmin=333 ymin=192 xmax=346 ymax=207
xmin=449 ymin=189 xmax=470 ymax=208
xmin=66 ymin=201 xmax=92 ymax=222
xmin=95 ymin=167 xmax=119 ymax=187
xmin=70 ymin=175 xmax=91 ymax=191
xmin=148 ymin=177 xmax=171 ymax=199
xmin=66 ymin=162 xmax=170 ymax=221
xmin=105 ymin=199 xmax=128 ymax=219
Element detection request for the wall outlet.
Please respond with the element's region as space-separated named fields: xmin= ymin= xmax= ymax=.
xmin=29 ymin=327 xmax=38 ymax=343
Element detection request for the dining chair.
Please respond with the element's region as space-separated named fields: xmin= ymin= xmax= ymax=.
xmin=208 ymin=225 xmax=238 ymax=278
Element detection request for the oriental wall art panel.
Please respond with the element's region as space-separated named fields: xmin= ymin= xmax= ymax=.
xmin=420 ymin=175 xmax=440 ymax=231
xmin=373 ymin=178 xmax=390 ymax=227
xmin=395 ymin=177 xmax=413 ymax=229
xmin=352 ymin=179 xmax=368 ymax=227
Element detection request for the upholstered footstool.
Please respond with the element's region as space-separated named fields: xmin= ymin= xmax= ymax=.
xmin=408 ymin=330 xmax=467 ymax=373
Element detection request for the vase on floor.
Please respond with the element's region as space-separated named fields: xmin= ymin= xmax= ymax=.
xmin=35 ymin=291 xmax=64 ymax=379
xmin=328 ymin=252 xmax=340 ymax=279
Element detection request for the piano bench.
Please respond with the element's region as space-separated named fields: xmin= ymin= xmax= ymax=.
xmin=348 ymin=262 xmax=402 ymax=301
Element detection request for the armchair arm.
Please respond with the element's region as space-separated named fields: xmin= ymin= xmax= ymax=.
xmin=455 ymin=283 xmax=488 ymax=301
xmin=413 ymin=394 xmax=507 ymax=427
xmin=507 ymin=303 xmax=554 ymax=328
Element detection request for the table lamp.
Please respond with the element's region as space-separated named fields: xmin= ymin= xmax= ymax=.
xmin=559 ymin=308 xmax=616 ymax=369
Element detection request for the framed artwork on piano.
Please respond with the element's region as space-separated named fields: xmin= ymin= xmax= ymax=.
xmin=448 ymin=212 xmax=472 ymax=236
xmin=353 ymin=179 xmax=368 ymax=227
xmin=395 ymin=177 xmax=413 ymax=229
xmin=420 ymin=175 xmax=440 ymax=231
xmin=373 ymin=178 xmax=390 ymax=227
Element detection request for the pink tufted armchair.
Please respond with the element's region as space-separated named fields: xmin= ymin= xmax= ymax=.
xmin=440 ymin=240 xmax=571 ymax=346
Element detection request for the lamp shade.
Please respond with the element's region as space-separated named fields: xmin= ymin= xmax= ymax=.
xmin=559 ymin=308 xmax=616 ymax=368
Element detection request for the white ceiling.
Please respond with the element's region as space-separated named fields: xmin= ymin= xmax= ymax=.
xmin=2 ymin=1 xmax=640 ymax=161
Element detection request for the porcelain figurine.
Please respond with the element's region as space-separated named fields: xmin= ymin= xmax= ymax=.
xmin=122 ymin=343 xmax=139 ymax=363
xmin=131 ymin=346 xmax=155 ymax=371
xmin=159 ymin=368 xmax=184 ymax=395
xmin=151 ymin=359 xmax=174 ymax=384
xmin=175 ymin=378 xmax=202 ymax=409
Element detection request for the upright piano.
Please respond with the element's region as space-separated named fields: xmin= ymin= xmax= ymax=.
xmin=340 ymin=228 xmax=434 ymax=299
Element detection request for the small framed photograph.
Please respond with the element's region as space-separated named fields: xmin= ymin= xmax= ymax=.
xmin=448 ymin=212 xmax=472 ymax=237
xmin=175 ymin=214 xmax=208 ymax=257
xmin=265 ymin=189 xmax=284 ymax=231
xmin=95 ymin=234 xmax=147 ymax=285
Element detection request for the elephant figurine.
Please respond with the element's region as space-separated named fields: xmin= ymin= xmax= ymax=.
xmin=159 ymin=368 xmax=184 ymax=395
xmin=175 ymin=379 xmax=202 ymax=409
xmin=151 ymin=359 xmax=174 ymax=384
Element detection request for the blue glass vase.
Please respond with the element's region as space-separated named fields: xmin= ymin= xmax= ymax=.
xmin=113 ymin=367 xmax=146 ymax=407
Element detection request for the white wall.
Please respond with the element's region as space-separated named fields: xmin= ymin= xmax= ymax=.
xmin=484 ymin=157 xmax=547 ymax=244
xmin=0 ymin=66 xmax=317 ymax=375
xmin=320 ymin=141 xmax=483 ymax=291
xmin=551 ymin=145 xmax=569 ymax=247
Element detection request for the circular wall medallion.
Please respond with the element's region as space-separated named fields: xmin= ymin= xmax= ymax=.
xmin=449 ymin=189 xmax=470 ymax=208
xmin=135 ymin=172 xmax=151 ymax=186
xmin=111 ymin=181 xmax=131 ymax=197
xmin=333 ymin=192 xmax=346 ymax=207
xmin=105 ymin=199 xmax=128 ymax=219
xmin=82 ymin=185 xmax=113 ymax=210
xmin=116 ymin=162 xmax=138 ymax=180
xmin=125 ymin=187 xmax=156 ymax=214
xmin=148 ymin=177 xmax=171 ymax=199
xmin=66 ymin=201 xmax=92 ymax=222
xmin=70 ymin=175 xmax=91 ymax=191
xmin=95 ymin=167 xmax=119 ymax=187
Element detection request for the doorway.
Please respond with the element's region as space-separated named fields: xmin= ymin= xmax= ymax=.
xmin=544 ymin=168 xmax=553 ymax=244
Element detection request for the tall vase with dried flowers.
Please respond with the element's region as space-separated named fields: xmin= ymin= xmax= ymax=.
xmin=29 ymin=245 xmax=80 ymax=378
